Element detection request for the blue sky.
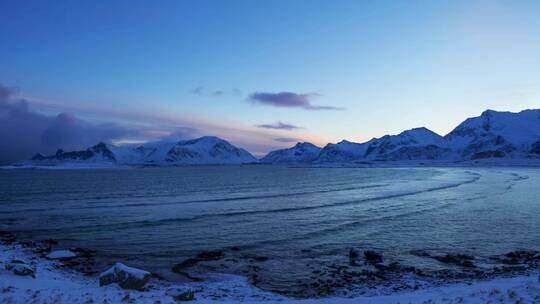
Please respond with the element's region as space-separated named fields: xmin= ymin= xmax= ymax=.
xmin=1 ymin=0 xmax=540 ymax=159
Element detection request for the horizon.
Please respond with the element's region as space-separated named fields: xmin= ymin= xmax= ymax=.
xmin=2 ymin=0 xmax=540 ymax=163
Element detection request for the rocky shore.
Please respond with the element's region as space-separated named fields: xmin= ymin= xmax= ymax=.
xmin=2 ymin=231 xmax=540 ymax=303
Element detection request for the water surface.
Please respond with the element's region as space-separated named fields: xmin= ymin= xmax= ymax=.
xmin=1 ymin=166 xmax=539 ymax=294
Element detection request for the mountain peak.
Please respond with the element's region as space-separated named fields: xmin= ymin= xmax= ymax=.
xmin=261 ymin=141 xmax=321 ymax=163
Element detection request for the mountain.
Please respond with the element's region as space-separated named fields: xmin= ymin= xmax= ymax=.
xmin=316 ymin=140 xmax=371 ymax=162
xmin=163 ymin=136 xmax=257 ymax=164
xmin=261 ymin=142 xmax=321 ymax=163
xmin=29 ymin=143 xmax=116 ymax=165
xmin=292 ymin=109 xmax=540 ymax=163
xmin=443 ymin=109 xmax=540 ymax=159
xmin=363 ymin=127 xmax=450 ymax=161
xmin=314 ymin=128 xmax=446 ymax=162
xmin=21 ymin=136 xmax=258 ymax=166
xmin=16 ymin=109 xmax=540 ymax=167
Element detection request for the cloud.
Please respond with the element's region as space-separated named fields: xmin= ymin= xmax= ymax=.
xmin=190 ymin=87 xmax=242 ymax=97
xmin=248 ymin=91 xmax=343 ymax=110
xmin=190 ymin=87 xmax=205 ymax=95
xmin=158 ymin=127 xmax=202 ymax=142
xmin=256 ymin=121 xmax=301 ymax=131
xmin=273 ymin=137 xmax=300 ymax=143
xmin=0 ymin=84 xmax=139 ymax=164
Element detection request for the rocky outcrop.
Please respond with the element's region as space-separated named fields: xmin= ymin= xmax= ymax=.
xmin=99 ymin=262 xmax=151 ymax=290
xmin=5 ymin=259 xmax=35 ymax=277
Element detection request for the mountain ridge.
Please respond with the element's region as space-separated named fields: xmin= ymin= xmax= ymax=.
xmin=15 ymin=109 xmax=540 ymax=166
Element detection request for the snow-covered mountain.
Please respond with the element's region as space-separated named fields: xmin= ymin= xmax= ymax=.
xmin=316 ymin=140 xmax=371 ymax=162
xmin=363 ymin=127 xmax=450 ymax=161
xmin=16 ymin=109 xmax=540 ymax=167
xmin=261 ymin=142 xmax=321 ymax=163
xmin=443 ymin=109 xmax=540 ymax=159
xmin=314 ymin=127 xmax=449 ymax=162
xmin=21 ymin=136 xmax=258 ymax=166
xmin=29 ymin=143 xmax=117 ymax=165
xmin=271 ymin=109 xmax=540 ymax=163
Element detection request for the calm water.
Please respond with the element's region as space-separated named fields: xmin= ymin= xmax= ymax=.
xmin=1 ymin=165 xmax=540 ymax=294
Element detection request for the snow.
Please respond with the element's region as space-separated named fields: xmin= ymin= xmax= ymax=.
xmin=261 ymin=142 xmax=322 ymax=163
xmin=446 ymin=109 xmax=540 ymax=147
xmin=13 ymin=136 xmax=259 ymax=168
xmin=100 ymin=262 xmax=150 ymax=281
xmin=46 ymin=250 xmax=77 ymax=260
xmin=317 ymin=140 xmax=371 ymax=162
xmin=2 ymin=242 xmax=540 ymax=303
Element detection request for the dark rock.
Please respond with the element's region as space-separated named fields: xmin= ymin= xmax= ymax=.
xmin=505 ymin=250 xmax=537 ymax=260
xmin=195 ymin=250 xmax=224 ymax=260
xmin=70 ymin=247 xmax=97 ymax=257
xmin=5 ymin=262 xmax=35 ymax=277
xmin=172 ymin=250 xmax=225 ymax=272
xmin=251 ymin=256 xmax=269 ymax=262
xmin=410 ymin=249 xmax=431 ymax=257
xmin=42 ymin=239 xmax=59 ymax=246
xmin=348 ymin=248 xmax=359 ymax=259
xmin=364 ymin=250 xmax=383 ymax=264
xmin=434 ymin=254 xmax=476 ymax=267
xmin=173 ymin=291 xmax=195 ymax=301
xmin=1 ymin=234 xmax=16 ymax=244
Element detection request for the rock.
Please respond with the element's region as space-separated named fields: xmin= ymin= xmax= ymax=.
xmin=1 ymin=234 xmax=16 ymax=244
xmin=46 ymin=250 xmax=77 ymax=260
xmin=167 ymin=289 xmax=195 ymax=302
xmin=99 ymin=262 xmax=151 ymax=290
xmin=70 ymin=247 xmax=97 ymax=258
xmin=173 ymin=291 xmax=195 ymax=301
xmin=41 ymin=239 xmax=59 ymax=246
xmin=505 ymin=250 xmax=537 ymax=260
xmin=5 ymin=262 xmax=35 ymax=277
xmin=410 ymin=249 xmax=431 ymax=257
xmin=196 ymin=250 xmax=224 ymax=260
xmin=434 ymin=254 xmax=475 ymax=267
xmin=172 ymin=250 xmax=224 ymax=272
xmin=251 ymin=256 xmax=269 ymax=262
xmin=348 ymin=248 xmax=359 ymax=259
xmin=9 ymin=258 xmax=30 ymax=264
xmin=364 ymin=250 xmax=383 ymax=264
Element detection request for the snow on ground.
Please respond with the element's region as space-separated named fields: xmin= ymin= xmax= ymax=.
xmin=45 ymin=250 xmax=77 ymax=260
xmin=2 ymin=243 xmax=540 ymax=303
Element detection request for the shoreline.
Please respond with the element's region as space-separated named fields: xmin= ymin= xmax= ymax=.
xmin=4 ymin=158 xmax=540 ymax=170
xmin=2 ymin=235 xmax=540 ymax=303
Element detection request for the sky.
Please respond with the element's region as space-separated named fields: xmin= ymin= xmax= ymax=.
xmin=1 ymin=0 xmax=540 ymax=163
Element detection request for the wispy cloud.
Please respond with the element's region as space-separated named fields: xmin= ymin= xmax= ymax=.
xmin=256 ymin=121 xmax=301 ymax=131
xmin=248 ymin=91 xmax=343 ymax=111
xmin=190 ymin=87 xmax=242 ymax=97
xmin=274 ymin=137 xmax=299 ymax=143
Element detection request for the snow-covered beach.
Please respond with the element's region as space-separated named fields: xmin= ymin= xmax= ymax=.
xmin=2 ymin=240 xmax=540 ymax=303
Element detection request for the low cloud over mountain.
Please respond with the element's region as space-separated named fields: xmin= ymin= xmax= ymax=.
xmin=0 ymin=84 xmax=138 ymax=164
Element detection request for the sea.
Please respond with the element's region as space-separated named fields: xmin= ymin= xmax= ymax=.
xmin=1 ymin=165 xmax=540 ymax=297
